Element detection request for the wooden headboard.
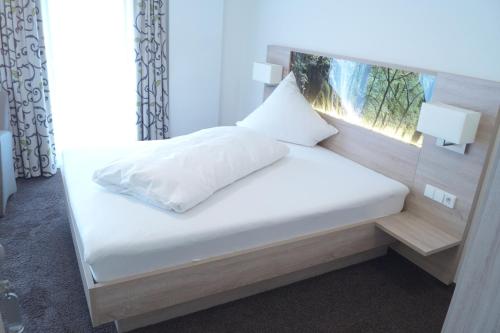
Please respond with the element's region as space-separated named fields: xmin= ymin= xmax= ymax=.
xmin=265 ymin=45 xmax=500 ymax=283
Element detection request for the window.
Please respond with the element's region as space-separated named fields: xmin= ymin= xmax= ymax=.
xmin=42 ymin=0 xmax=137 ymax=162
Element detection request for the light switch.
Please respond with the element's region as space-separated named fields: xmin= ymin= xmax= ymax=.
xmin=424 ymin=184 xmax=457 ymax=209
xmin=424 ymin=185 xmax=435 ymax=199
xmin=433 ymin=189 xmax=445 ymax=203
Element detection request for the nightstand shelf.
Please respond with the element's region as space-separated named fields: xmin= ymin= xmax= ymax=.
xmin=376 ymin=212 xmax=461 ymax=256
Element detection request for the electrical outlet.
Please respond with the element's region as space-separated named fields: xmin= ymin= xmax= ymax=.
xmin=424 ymin=184 xmax=456 ymax=209
xmin=443 ymin=193 xmax=457 ymax=209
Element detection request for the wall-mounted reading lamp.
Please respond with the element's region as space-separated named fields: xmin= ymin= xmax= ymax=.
xmin=252 ymin=62 xmax=283 ymax=85
xmin=417 ymin=102 xmax=481 ymax=154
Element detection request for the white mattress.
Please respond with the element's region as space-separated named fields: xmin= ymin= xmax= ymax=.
xmin=62 ymin=142 xmax=409 ymax=283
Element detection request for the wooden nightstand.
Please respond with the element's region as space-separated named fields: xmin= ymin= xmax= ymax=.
xmin=376 ymin=212 xmax=461 ymax=256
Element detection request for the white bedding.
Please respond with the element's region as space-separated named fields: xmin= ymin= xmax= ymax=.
xmin=93 ymin=126 xmax=289 ymax=213
xmin=62 ymin=142 xmax=409 ymax=283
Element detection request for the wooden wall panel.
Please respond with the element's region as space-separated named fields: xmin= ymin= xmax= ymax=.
xmin=266 ymin=45 xmax=500 ymax=283
xmin=264 ymin=45 xmax=291 ymax=100
xmin=320 ymin=116 xmax=420 ymax=187
xmin=407 ymin=73 xmax=500 ymax=238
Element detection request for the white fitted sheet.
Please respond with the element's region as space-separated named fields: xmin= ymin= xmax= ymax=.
xmin=62 ymin=142 xmax=409 ymax=283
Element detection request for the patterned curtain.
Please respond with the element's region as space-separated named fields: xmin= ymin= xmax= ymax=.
xmin=134 ymin=0 xmax=169 ymax=140
xmin=0 ymin=0 xmax=56 ymax=178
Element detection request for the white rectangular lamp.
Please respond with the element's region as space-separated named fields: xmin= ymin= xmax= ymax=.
xmin=417 ymin=102 xmax=481 ymax=154
xmin=252 ymin=62 xmax=283 ymax=85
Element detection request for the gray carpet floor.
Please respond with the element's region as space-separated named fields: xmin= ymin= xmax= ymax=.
xmin=0 ymin=174 xmax=454 ymax=333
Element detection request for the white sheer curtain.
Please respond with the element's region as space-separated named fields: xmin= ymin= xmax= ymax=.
xmin=42 ymin=1 xmax=137 ymax=162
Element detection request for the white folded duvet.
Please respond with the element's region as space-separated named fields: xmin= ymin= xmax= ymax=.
xmin=92 ymin=126 xmax=289 ymax=213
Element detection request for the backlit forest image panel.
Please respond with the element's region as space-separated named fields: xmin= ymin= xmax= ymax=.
xmin=291 ymin=52 xmax=436 ymax=145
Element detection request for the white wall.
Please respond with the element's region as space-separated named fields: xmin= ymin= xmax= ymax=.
xmin=169 ymin=0 xmax=224 ymax=136
xmin=219 ymin=0 xmax=259 ymax=126
xmin=220 ymin=0 xmax=500 ymax=125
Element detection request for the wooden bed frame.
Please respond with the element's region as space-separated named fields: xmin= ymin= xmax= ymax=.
xmin=63 ymin=46 xmax=500 ymax=332
xmin=63 ymin=169 xmax=393 ymax=331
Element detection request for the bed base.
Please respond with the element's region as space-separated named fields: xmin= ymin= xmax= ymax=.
xmin=63 ymin=168 xmax=394 ymax=331
xmin=115 ymin=246 xmax=387 ymax=332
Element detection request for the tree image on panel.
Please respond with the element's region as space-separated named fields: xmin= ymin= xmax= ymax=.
xmin=291 ymin=52 xmax=435 ymax=145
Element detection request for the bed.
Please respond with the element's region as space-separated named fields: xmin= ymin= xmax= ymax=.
xmin=62 ymin=140 xmax=408 ymax=331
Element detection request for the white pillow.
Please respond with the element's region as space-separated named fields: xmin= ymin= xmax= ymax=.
xmin=237 ymin=72 xmax=338 ymax=146
xmin=93 ymin=126 xmax=289 ymax=213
